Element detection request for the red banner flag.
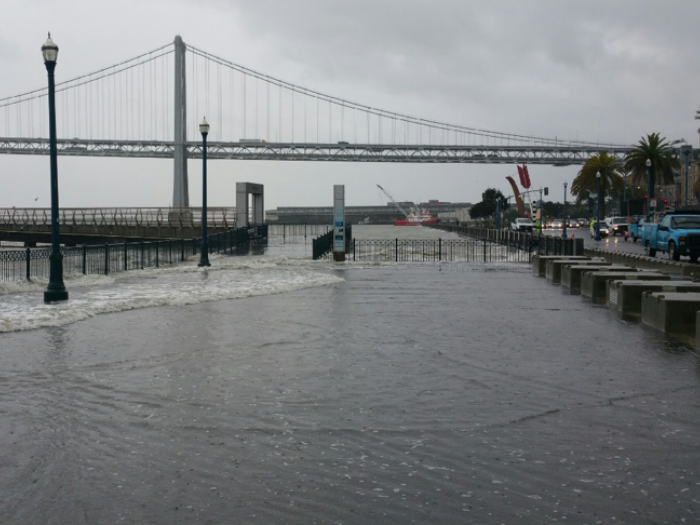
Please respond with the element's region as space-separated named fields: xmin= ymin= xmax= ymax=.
xmin=522 ymin=165 xmax=531 ymax=189
xmin=517 ymin=165 xmax=525 ymax=187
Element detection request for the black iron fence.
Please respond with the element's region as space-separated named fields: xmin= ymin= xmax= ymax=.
xmin=427 ymin=224 xmax=583 ymax=257
xmin=0 ymin=225 xmax=268 ymax=282
xmin=309 ymin=224 xmax=581 ymax=263
xmin=312 ymin=225 xmax=352 ymax=260
xmin=347 ymin=238 xmax=532 ymax=262
xmin=268 ymin=224 xmax=332 ymax=241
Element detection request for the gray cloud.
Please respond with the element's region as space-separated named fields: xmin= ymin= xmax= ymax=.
xmin=1 ymin=0 xmax=699 ymax=209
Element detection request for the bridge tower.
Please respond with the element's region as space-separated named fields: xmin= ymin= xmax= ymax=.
xmin=172 ymin=35 xmax=189 ymax=208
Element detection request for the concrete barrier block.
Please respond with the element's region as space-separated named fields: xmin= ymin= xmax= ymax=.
xmin=561 ymin=265 xmax=630 ymax=294
xmin=608 ymin=280 xmax=700 ymax=317
xmin=534 ymin=255 xmax=590 ymax=277
xmin=582 ymin=271 xmax=666 ymax=303
xmin=641 ymin=292 xmax=700 ymax=335
xmin=546 ymin=258 xmax=605 ymax=284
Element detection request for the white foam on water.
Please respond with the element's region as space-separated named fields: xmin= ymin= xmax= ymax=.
xmin=0 ymin=273 xmax=116 ymax=296
xmin=0 ymin=255 xmax=344 ymax=333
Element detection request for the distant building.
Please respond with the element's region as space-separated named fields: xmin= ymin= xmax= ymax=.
xmin=266 ymin=201 xmax=472 ymax=225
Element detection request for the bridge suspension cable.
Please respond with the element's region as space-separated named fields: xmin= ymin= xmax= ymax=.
xmin=0 ymin=36 xmax=630 ymax=153
xmin=184 ymin=43 xmax=626 ymax=149
xmin=1 ymin=43 xmax=174 ymax=142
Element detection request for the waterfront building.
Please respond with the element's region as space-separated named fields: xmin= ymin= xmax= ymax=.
xmin=265 ymin=201 xmax=472 ymax=225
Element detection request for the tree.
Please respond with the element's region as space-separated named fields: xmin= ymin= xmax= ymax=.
xmin=481 ymin=188 xmax=508 ymax=212
xmin=570 ymin=151 xmax=624 ymax=218
xmin=469 ymin=188 xmax=507 ymax=219
xmin=469 ymin=201 xmax=492 ymax=219
xmin=624 ymin=133 xmax=681 ymax=199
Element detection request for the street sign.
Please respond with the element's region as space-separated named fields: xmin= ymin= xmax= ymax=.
xmin=651 ymin=198 xmax=657 ymax=209
xmin=589 ymin=192 xmax=597 ymax=199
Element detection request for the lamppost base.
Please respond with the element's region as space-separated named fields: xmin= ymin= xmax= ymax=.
xmin=44 ymin=289 xmax=69 ymax=303
xmin=198 ymin=241 xmax=211 ymax=267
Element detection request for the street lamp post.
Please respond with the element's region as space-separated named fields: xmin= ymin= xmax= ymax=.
xmin=198 ymin=117 xmax=211 ymax=267
xmin=561 ymin=182 xmax=568 ymax=239
xmin=683 ymin=147 xmax=691 ymax=208
xmin=670 ymin=140 xmax=685 ymax=210
xmin=42 ymin=34 xmax=68 ymax=303
xmin=594 ymin=171 xmax=601 ymax=241
xmin=646 ymin=158 xmax=652 ymax=216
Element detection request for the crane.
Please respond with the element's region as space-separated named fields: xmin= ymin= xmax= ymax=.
xmin=377 ymin=184 xmax=412 ymax=220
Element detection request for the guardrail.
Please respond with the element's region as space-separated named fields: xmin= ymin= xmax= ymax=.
xmin=427 ymin=224 xmax=584 ymax=257
xmin=0 ymin=207 xmax=237 ymax=229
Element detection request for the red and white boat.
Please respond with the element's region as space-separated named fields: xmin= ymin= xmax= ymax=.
xmin=395 ymin=211 xmax=438 ymax=226
xmin=377 ymin=184 xmax=437 ymax=226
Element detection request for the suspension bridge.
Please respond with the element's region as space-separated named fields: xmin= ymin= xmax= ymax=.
xmin=0 ymin=35 xmax=633 ymax=210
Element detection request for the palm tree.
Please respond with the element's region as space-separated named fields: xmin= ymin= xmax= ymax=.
xmin=570 ymin=151 xmax=624 ymax=218
xmin=624 ymin=133 xmax=680 ymax=199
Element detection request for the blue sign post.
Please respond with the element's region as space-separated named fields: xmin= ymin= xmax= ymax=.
xmin=333 ymin=185 xmax=345 ymax=261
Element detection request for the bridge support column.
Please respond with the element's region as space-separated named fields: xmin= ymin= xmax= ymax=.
xmin=236 ymin=183 xmax=265 ymax=227
xmin=172 ymin=35 xmax=189 ymax=208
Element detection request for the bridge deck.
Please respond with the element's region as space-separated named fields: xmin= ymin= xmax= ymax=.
xmin=0 ymin=138 xmax=633 ymax=165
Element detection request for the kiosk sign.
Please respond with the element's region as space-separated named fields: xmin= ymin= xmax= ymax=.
xmin=333 ymin=185 xmax=345 ymax=261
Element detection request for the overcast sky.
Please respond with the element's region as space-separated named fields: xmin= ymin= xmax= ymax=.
xmin=1 ymin=0 xmax=699 ymax=211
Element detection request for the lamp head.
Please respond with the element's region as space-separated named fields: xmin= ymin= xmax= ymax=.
xmin=41 ymin=33 xmax=58 ymax=63
xmin=199 ymin=117 xmax=210 ymax=135
xmin=646 ymin=159 xmax=652 ymax=167
xmin=596 ymin=171 xmax=601 ymax=179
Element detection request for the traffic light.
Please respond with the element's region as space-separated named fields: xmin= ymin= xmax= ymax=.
xmin=544 ymin=187 xmax=549 ymax=196
xmin=664 ymin=199 xmax=668 ymax=209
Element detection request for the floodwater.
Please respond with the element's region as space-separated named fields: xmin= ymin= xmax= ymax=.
xmin=1 ymin=226 xmax=700 ymax=524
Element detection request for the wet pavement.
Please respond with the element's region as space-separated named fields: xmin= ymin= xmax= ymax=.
xmin=1 ymin=259 xmax=700 ymax=524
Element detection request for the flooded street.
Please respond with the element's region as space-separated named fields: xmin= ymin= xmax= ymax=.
xmin=1 ymin=230 xmax=700 ymax=523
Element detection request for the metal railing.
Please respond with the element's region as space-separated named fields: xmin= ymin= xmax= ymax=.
xmin=309 ymin=225 xmax=581 ymax=263
xmin=268 ymin=223 xmax=332 ymax=241
xmin=312 ymin=225 xmax=352 ymax=260
xmin=346 ymin=238 xmax=532 ymax=262
xmin=427 ymin=224 xmax=583 ymax=257
xmin=0 ymin=207 xmax=237 ymax=229
xmin=0 ymin=224 xmax=267 ymax=282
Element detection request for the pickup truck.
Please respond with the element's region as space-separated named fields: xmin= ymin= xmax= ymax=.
xmin=626 ymin=215 xmax=647 ymax=243
xmin=511 ymin=218 xmax=533 ymax=232
xmin=641 ymin=212 xmax=700 ymax=261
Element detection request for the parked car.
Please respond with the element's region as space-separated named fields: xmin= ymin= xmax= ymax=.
xmin=511 ymin=218 xmax=534 ymax=232
xmin=590 ymin=223 xmax=610 ymax=238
